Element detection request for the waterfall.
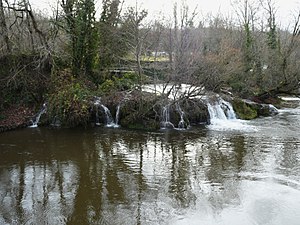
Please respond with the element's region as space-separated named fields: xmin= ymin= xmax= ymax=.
xmin=207 ymin=102 xmax=227 ymax=121
xmin=95 ymin=106 xmax=101 ymax=126
xmin=93 ymin=97 xmax=120 ymax=128
xmin=269 ymin=104 xmax=279 ymax=115
xmin=101 ymin=104 xmax=117 ymax=127
xmin=206 ymin=97 xmax=257 ymax=131
xmin=101 ymin=104 xmax=114 ymax=125
xmin=207 ymin=98 xmax=236 ymax=124
xmin=161 ymin=104 xmax=175 ymax=129
xmin=220 ymin=99 xmax=237 ymax=120
xmin=29 ymin=103 xmax=47 ymax=128
xmin=160 ymin=103 xmax=189 ymax=129
xmin=176 ymin=103 xmax=188 ymax=129
xmin=115 ymin=104 xmax=121 ymax=127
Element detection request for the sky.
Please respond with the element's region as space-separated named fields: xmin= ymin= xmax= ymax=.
xmin=30 ymin=0 xmax=300 ymax=27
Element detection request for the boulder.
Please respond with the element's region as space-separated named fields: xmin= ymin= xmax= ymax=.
xmin=232 ymin=98 xmax=278 ymax=120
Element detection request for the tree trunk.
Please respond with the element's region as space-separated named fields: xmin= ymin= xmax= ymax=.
xmin=0 ymin=0 xmax=11 ymax=53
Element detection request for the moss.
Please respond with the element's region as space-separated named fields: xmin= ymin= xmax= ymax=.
xmin=116 ymin=91 xmax=162 ymax=131
xmin=180 ymin=99 xmax=209 ymax=125
xmin=120 ymin=109 xmax=160 ymax=131
xmin=232 ymin=99 xmax=258 ymax=120
xmin=99 ymin=72 xmax=139 ymax=94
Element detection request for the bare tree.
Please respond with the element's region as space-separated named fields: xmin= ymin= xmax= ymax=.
xmin=172 ymin=2 xmax=199 ymax=80
xmin=6 ymin=0 xmax=49 ymax=51
xmin=0 ymin=0 xmax=11 ymax=53
xmin=234 ymin=0 xmax=261 ymax=71
xmin=280 ymin=10 xmax=300 ymax=81
xmin=121 ymin=1 xmax=149 ymax=89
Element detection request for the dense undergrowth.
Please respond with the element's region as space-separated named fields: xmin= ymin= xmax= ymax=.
xmin=0 ymin=52 xmax=286 ymax=131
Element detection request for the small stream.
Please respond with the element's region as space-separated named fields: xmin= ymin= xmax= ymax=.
xmin=0 ymin=99 xmax=300 ymax=225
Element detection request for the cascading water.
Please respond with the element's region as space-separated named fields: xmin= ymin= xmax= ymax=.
xmin=115 ymin=104 xmax=121 ymax=127
xmin=269 ymin=104 xmax=279 ymax=115
xmin=176 ymin=103 xmax=188 ymax=129
xmin=160 ymin=103 xmax=189 ymax=129
xmin=161 ymin=104 xmax=175 ymax=129
xmin=207 ymin=98 xmax=236 ymax=123
xmin=101 ymin=104 xmax=120 ymax=128
xmin=220 ymin=99 xmax=237 ymax=120
xmin=95 ymin=107 xmax=101 ymax=126
xmin=29 ymin=103 xmax=47 ymax=128
xmin=93 ymin=97 xmax=120 ymax=128
xmin=101 ymin=104 xmax=114 ymax=125
xmin=207 ymin=97 xmax=255 ymax=131
xmin=207 ymin=101 xmax=225 ymax=122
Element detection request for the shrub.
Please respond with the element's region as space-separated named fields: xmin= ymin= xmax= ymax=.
xmin=47 ymin=69 xmax=92 ymax=127
xmin=99 ymin=72 xmax=138 ymax=94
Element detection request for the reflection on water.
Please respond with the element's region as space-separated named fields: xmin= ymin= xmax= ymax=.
xmin=1 ymin=106 xmax=300 ymax=225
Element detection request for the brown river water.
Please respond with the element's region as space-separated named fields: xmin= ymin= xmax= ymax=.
xmin=1 ymin=100 xmax=300 ymax=225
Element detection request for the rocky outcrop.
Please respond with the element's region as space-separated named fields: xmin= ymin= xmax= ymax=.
xmin=1 ymin=91 xmax=281 ymax=132
xmin=100 ymin=91 xmax=209 ymax=130
xmin=171 ymin=98 xmax=209 ymax=126
xmin=232 ymin=98 xmax=278 ymax=120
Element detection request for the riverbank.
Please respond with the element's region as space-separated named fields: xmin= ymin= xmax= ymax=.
xmin=0 ymin=105 xmax=34 ymax=132
xmin=2 ymin=89 xmax=298 ymax=133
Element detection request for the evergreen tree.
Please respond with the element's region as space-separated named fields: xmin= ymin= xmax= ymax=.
xmin=98 ymin=0 xmax=127 ymax=69
xmin=61 ymin=0 xmax=97 ymax=76
xmin=267 ymin=15 xmax=277 ymax=50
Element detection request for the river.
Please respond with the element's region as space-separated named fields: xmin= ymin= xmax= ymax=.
xmin=0 ymin=99 xmax=300 ymax=225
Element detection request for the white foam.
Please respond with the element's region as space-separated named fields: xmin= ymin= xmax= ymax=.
xmin=280 ymin=96 xmax=300 ymax=101
xmin=207 ymin=119 xmax=257 ymax=132
xmin=207 ymin=98 xmax=257 ymax=132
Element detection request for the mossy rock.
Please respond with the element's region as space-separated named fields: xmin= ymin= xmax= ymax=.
xmin=232 ymin=99 xmax=258 ymax=120
xmin=180 ymin=99 xmax=209 ymax=125
xmin=118 ymin=91 xmax=161 ymax=130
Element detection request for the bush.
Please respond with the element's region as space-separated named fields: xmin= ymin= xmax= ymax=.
xmin=47 ymin=69 xmax=92 ymax=127
xmin=0 ymin=54 xmax=50 ymax=108
xmin=99 ymin=72 xmax=138 ymax=93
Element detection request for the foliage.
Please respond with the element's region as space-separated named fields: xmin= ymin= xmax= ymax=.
xmin=97 ymin=0 xmax=128 ymax=69
xmin=61 ymin=0 xmax=98 ymax=76
xmin=265 ymin=1 xmax=278 ymax=50
xmin=267 ymin=22 xmax=277 ymax=50
xmin=99 ymin=72 xmax=138 ymax=93
xmin=243 ymin=23 xmax=254 ymax=69
xmin=1 ymin=0 xmax=300 ymax=130
xmin=0 ymin=54 xmax=50 ymax=108
xmin=232 ymin=99 xmax=258 ymax=120
xmin=47 ymin=69 xmax=92 ymax=127
xmin=119 ymin=91 xmax=160 ymax=130
xmin=228 ymin=73 xmax=256 ymax=98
